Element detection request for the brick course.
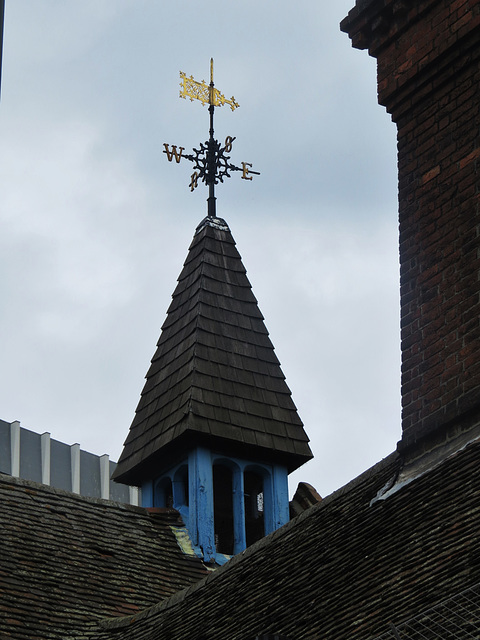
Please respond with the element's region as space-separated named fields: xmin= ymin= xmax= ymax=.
xmin=341 ymin=0 xmax=480 ymax=451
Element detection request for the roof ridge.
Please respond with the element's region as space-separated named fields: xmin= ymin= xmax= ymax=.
xmin=0 ymin=473 xmax=144 ymax=510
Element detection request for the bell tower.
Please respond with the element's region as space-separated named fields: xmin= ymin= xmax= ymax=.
xmin=113 ymin=216 xmax=312 ymax=563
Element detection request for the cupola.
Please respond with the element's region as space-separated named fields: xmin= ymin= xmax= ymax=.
xmin=113 ymin=215 xmax=312 ymax=563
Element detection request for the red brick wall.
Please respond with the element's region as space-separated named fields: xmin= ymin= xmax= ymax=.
xmin=341 ymin=0 xmax=480 ymax=450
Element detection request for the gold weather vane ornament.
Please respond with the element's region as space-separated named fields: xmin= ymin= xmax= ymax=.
xmin=179 ymin=59 xmax=240 ymax=111
xmin=163 ymin=58 xmax=259 ymax=218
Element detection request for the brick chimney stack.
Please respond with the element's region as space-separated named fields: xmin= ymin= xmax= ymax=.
xmin=341 ymin=1 xmax=480 ymax=460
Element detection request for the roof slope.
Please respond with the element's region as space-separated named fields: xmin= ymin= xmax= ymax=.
xmin=83 ymin=438 xmax=480 ymax=640
xmin=114 ymin=217 xmax=312 ymax=485
xmin=0 ymin=474 xmax=208 ymax=640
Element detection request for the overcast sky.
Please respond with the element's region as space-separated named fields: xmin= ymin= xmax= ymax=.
xmin=0 ymin=0 xmax=400 ymax=498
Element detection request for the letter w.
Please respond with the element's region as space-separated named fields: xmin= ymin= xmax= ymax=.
xmin=163 ymin=144 xmax=184 ymax=163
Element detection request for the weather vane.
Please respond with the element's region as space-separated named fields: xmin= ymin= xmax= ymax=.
xmin=163 ymin=58 xmax=259 ymax=218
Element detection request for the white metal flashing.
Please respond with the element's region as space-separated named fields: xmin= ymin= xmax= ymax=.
xmin=371 ymin=431 xmax=480 ymax=505
xmin=195 ymin=216 xmax=229 ymax=235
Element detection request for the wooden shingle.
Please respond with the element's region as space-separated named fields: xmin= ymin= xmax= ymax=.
xmin=113 ymin=217 xmax=312 ymax=485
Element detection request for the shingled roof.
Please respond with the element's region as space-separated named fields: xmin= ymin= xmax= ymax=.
xmin=80 ymin=437 xmax=480 ymax=640
xmin=0 ymin=474 xmax=208 ymax=640
xmin=114 ymin=216 xmax=312 ymax=485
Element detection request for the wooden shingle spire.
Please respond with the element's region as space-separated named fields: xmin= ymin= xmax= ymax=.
xmin=113 ymin=217 xmax=312 ymax=486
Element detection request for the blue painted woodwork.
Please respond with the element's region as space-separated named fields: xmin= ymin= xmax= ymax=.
xmin=272 ymin=464 xmax=289 ymax=530
xmin=143 ymin=448 xmax=289 ymax=563
xmin=141 ymin=479 xmax=153 ymax=508
xmin=190 ymin=448 xmax=215 ymax=562
xmin=231 ymin=463 xmax=246 ymax=554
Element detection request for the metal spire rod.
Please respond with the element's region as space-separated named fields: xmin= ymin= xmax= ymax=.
xmin=0 ymin=0 xmax=5 ymax=100
xmin=207 ymin=59 xmax=216 ymax=217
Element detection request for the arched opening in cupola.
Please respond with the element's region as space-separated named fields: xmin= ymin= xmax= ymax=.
xmin=244 ymin=468 xmax=265 ymax=546
xmin=154 ymin=477 xmax=173 ymax=508
xmin=213 ymin=463 xmax=234 ymax=555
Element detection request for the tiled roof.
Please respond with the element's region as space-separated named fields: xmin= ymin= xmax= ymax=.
xmin=114 ymin=217 xmax=312 ymax=485
xmin=0 ymin=474 xmax=208 ymax=640
xmin=81 ymin=438 xmax=480 ymax=640
xmin=371 ymin=582 xmax=480 ymax=640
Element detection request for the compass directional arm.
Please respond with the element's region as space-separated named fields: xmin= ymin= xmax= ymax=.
xmin=228 ymin=162 xmax=261 ymax=180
